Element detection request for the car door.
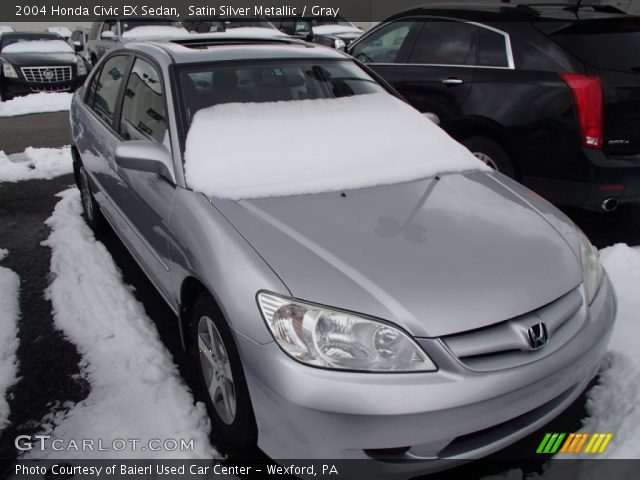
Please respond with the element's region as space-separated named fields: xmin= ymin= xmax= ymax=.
xmin=351 ymin=18 xmax=477 ymax=128
xmin=110 ymin=56 xmax=177 ymax=301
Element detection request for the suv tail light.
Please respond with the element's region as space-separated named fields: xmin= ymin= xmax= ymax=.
xmin=559 ymin=73 xmax=603 ymax=150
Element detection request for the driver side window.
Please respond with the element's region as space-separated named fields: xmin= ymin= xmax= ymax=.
xmin=351 ymin=21 xmax=416 ymax=64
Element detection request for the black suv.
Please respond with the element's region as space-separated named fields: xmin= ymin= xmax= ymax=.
xmin=348 ymin=3 xmax=640 ymax=211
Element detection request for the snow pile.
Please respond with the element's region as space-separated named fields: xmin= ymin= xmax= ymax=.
xmin=0 ymin=147 xmax=72 ymax=182
xmin=213 ymin=27 xmax=285 ymax=37
xmin=46 ymin=26 xmax=72 ymax=38
xmin=123 ymin=26 xmax=189 ymax=39
xmin=2 ymin=40 xmax=73 ymax=54
xmin=0 ymin=92 xmax=72 ymax=117
xmin=312 ymin=25 xmax=362 ymax=35
xmin=32 ymin=189 xmax=215 ymax=459
xmin=185 ymin=93 xmax=486 ymax=200
xmin=0 ymin=248 xmax=20 ymax=429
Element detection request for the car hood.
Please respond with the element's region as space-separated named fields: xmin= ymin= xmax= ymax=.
xmin=213 ymin=171 xmax=582 ymax=337
xmin=0 ymin=51 xmax=77 ymax=66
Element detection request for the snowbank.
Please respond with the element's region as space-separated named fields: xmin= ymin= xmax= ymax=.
xmin=31 ymin=189 xmax=215 ymax=459
xmin=0 ymin=248 xmax=20 ymax=429
xmin=185 ymin=93 xmax=486 ymax=200
xmin=122 ymin=26 xmax=189 ymax=39
xmin=2 ymin=40 xmax=73 ymax=54
xmin=312 ymin=25 xmax=362 ymax=35
xmin=0 ymin=92 xmax=73 ymax=117
xmin=0 ymin=147 xmax=72 ymax=182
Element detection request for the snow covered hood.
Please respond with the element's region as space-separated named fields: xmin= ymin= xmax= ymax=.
xmin=2 ymin=40 xmax=73 ymax=54
xmin=185 ymin=93 xmax=486 ymax=200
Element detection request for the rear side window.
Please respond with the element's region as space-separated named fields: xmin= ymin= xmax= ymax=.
xmin=351 ymin=21 xmax=416 ymax=64
xmin=409 ymin=20 xmax=477 ymax=65
xmin=552 ymin=21 xmax=640 ymax=72
xmin=119 ymin=58 xmax=168 ymax=146
xmin=477 ymin=27 xmax=509 ymax=67
xmin=90 ymin=55 xmax=129 ymax=127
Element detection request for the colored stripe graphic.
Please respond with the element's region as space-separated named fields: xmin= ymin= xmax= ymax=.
xmin=539 ymin=433 xmax=613 ymax=454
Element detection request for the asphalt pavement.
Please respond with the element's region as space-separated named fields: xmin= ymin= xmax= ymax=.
xmin=0 ymin=112 xmax=638 ymax=475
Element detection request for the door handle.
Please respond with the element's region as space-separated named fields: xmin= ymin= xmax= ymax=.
xmin=442 ymin=78 xmax=464 ymax=85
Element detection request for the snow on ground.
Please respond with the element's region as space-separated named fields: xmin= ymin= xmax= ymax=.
xmin=484 ymin=244 xmax=640 ymax=479
xmin=0 ymin=92 xmax=73 ymax=117
xmin=0 ymin=147 xmax=72 ymax=182
xmin=29 ymin=189 xmax=215 ymax=459
xmin=185 ymin=93 xmax=486 ymax=200
xmin=312 ymin=25 xmax=362 ymax=35
xmin=0 ymin=248 xmax=20 ymax=429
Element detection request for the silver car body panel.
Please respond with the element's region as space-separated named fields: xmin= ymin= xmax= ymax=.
xmin=70 ymin=39 xmax=616 ymax=469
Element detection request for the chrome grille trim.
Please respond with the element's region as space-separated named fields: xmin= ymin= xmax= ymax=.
xmin=21 ymin=66 xmax=72 ymax=83
xmin=441 ymin=286 xmax=584 ymax=371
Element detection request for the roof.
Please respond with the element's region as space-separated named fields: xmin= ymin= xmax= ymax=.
xmin=125 ymin=34 xmax=348 ymax=64
xmin=0 ymin=32 xmax=60 ymax=39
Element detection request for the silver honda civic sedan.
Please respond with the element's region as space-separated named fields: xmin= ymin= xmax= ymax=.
xmin=70 ymin=35 xmax=616 ymax=474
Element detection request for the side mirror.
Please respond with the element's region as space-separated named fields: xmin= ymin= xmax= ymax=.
xmin=115 ymin=141 xmax=175 ymax=183
xmin=101 ymin=31 xmax=116 ymax=41
xmin=73 ymin=41 xmax=82 ymax=52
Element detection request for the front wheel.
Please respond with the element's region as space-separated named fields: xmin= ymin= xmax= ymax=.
xmin=189 ymin=293 xmax=257 ymax=448
xmin=463 ymin=136 xmax=515 ymax=178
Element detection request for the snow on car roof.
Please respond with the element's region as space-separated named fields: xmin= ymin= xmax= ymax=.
xmin=184 ymin=93 xmax=486 ymax=200
xmin=121 ymin=25 xmax=189 ymax=40
xmin=2 ymin=39 xmax=73 ymax=54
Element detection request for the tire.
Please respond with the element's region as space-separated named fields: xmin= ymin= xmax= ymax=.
xmin=76 ymin=162 xmax=107 ymax=233
xmin=462 ymin=136 xmax=515 ymax=178
xmin=189 ymin=293 xmax=257 ymax=449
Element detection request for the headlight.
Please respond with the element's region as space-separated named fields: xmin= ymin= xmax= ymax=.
xmin=333 ymin=38 xmax=346 ymax=50
xmin=2 ymin=61 xmax=18 ymax=78
xmin=257 ymin=292 xmax=437 ymax=372
xmin=577 ymin=229 xmax=604 ymax=304
xmin=77 ymin=59 xmax=87 ymax=76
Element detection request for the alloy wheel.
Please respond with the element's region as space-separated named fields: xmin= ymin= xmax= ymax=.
xmin=473 ymin=151 xmax=499 ymax=171
xmin=197 ymin=315 xmax=236 ymax=425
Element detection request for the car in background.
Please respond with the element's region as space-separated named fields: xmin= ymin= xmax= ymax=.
xmin=70 ymin=35 xmax=615 ymax=474
xmin=0 ymin=32 xmax=88 ymax=101
xmin=348 ymin=3 xmax=640 ymax=212
xmin=69 ymin=27 xmax=91 ymax=68
xmin=272 ymin=16 xmax=363 ymax=49
xmin=46 ymin=26 xmax=72 ymax=40
xmin=86 ymin=17 xmax=187 ymax=65
xmin=183 ymin=17 xmax=284 ymax=37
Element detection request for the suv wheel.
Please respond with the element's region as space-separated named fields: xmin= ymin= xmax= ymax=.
xmin=463 ymin=136 xmax=515 ymax=178
xmin=190 ymin=293 xmax=257 ymax=448
xmin=76 ymin=163 xmax=106 ymax=232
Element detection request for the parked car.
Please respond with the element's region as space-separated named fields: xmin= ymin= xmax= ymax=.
xmin=272 ymin=16 xmax=363 ymax=49
xmin=69 ymin=27 xmax=91 ymax=68
xmin=348 ymin=3 xmax=640 ymax=212
xmin=70 ymin=35 xmax=615 ymax=474
xmin=183 ymin=17 xmax=284 ymax=37
xmin=0 ymin=32 xmax=88 ymax=101
xmin=86 ymin=17 xmax=187 ymax=65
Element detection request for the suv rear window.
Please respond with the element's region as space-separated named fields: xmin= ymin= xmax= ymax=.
xmin=551 ymin=20 xmax=640 ymax=72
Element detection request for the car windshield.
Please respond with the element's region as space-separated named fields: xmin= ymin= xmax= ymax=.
xmin=0 ymin=34 xmax=61 ymax=52
xmin=120 ymin=20 xmax=182 ymax=32
xmin=179 ymin=59 xmax=384 ymax=127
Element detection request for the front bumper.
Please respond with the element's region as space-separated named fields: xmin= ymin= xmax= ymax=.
xmin=1 ymin=76 xmax=86 ymax=100
xmin=236 ymin=275 xmax=615 ymax=476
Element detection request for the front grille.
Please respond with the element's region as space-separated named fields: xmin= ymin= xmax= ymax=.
xmin=21 ymin=66 xmax=72 ymax=83
xmin=30 ymin=84 xmax=71 ymax=93
xmin=441 ymin=286 xmax=584 ymax=372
